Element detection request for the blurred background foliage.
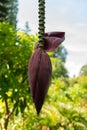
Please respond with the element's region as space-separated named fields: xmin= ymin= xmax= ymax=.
xmin=0 ymin=22 xmax=87 ymax=130
xmin=0 ymin=0 xmax=87 ymax=129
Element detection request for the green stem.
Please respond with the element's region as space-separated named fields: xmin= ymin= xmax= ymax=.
xmin=38 ymin=0 xmax=45 ymax=48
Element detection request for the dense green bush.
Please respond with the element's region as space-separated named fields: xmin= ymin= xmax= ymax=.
xmin=21 ymin=76 xmax=87 ymax=130
xmin=0 ymin=22 xmax=37 ymax=129
xmin=1 ymin=76 xmax=87 ymax=129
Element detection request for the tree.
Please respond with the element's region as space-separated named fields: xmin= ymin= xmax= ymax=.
xmin=51 ymin=45 xmax=68 ymax=78
xmin=0 ymin=0 xmax=8 ymax=21
xmin=50 ymin=43 xmax=68 ymax=78
xmin=25 ymin=21 xmax=31 ymax=33
xmin=79 ymin=64 xmax=87 ymax=76
xmin=0 ymin=0 xmax=18 ymax=26
xmin=52 ymin=45 xmax=68 ymax=63
xmin=51 ymin=58 xmax=68 ymax=78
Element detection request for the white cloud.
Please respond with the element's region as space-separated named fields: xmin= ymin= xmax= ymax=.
xmin=65 ymin=50 xmax=87 ymax=77
xmin=65 ymin=60 xmax=82 ymax=77
xmin=18 ymin=0 xmax=38 ymax=31
xmin=64 ymin=23 xmax=87 ymax=52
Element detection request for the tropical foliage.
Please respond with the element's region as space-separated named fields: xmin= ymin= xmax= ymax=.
xmin=0 ymin=22 xmax=37 ymax=129
xmin=0 ymin=0 xmax=18 ymax=26
xmin=0 ymin=22 xmax=87 ymax=130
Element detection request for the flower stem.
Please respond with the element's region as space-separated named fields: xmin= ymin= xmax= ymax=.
xmin=38 ymin=0 xmax=45 ymax=48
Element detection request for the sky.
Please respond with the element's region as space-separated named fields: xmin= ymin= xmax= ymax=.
xmin=17 ymin=0 xmax=87 ymax=77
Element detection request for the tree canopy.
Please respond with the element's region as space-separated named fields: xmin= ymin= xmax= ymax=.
xmin=0 ymin=0 xmax=18 ymax=26
xmin=79 ymin=64 xmax=87 ymax=76
xmin=52 ymin=45 xmax=68 ymax=63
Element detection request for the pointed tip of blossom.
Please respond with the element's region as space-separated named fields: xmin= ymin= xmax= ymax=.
xmin=35 ymin=104 xmax=42 ymax=115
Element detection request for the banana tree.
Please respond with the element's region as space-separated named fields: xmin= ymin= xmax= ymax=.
xmin=28 ymin=0 xmax=65 ymax=114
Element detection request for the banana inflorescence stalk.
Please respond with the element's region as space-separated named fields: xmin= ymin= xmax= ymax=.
xmin=38 ymin=0 xmax=45 ymax=47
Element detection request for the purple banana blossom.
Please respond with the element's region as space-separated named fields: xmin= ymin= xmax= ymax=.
xmin=28 ymin=31 xmax=65 ymax=114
